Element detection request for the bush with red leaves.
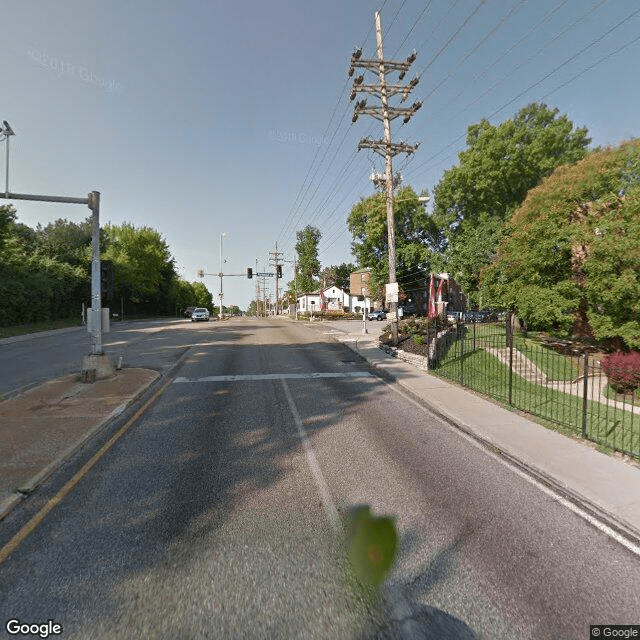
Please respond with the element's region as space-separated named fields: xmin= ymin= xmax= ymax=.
xmin=600 ymin=351 xmax=640 ymax=392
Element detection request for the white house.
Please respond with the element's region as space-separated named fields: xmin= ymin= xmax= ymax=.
xmin=296 ymin=286 xmax=371 ymax=314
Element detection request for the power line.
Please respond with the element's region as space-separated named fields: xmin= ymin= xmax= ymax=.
xmin=423 ymin=0 xmax=574 ymax=126
xmin=420 ymin=0 xmax=528 ymax=105
xmin=415 ymin=0 xmax=489 ymax=80
xmin=404 ymin=1 xmax=633 ymax=183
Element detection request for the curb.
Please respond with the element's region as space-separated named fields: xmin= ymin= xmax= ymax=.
xmin=0 ymin=370 xmax=159 ymax=523
xmin=0 ymin=343 xmax=194 ymax=523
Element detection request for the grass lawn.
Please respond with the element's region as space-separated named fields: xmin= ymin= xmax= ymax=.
xmin=433 ymin=346 xmax=640 ymax=459
xmin=602 ymin=384 xmax=640 ymax=407
xmin=513 ymin=336 xmax=579 ymax=382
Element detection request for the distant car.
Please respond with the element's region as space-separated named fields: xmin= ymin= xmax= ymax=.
xmin=184 ymin=306 xmax=196 ymax=318
xmin=367 ymin=310 xmax=387 ymax=321
xmin=464 ymin=310 xmax=490 ymax=323
xmin=191 ymin=307 xmax=210 ymax=322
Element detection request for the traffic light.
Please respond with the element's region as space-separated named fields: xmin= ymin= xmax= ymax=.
xmin=247 ymin=267 xmax=252 ymax=279
xmin=276 ymin=265 xmax=282 ymax=279
xmin=100 ymin=260 xmax=114 ymax=301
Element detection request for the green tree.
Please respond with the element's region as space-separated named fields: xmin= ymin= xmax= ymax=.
xmin=348 ymin=186 xmax=437 ymax=300
xmin=191 ymin=281 xmax=213 ymax=311
xmin=319 ymin=262 xmax=357 ymax=290
xmin=170 ymin=278 xmax=198 ymax=314
xmin=482 ymin=138 xmax=640 ymax=349
xmin=35 ymin=217 xmax=94 ymax=267
xmin=0 ymin=206 xmax=90 ymax=325
xmin=432 ymin=102 xmax=591 ymax=304
xmin=291 ymin=225 xmax=322 ymax=294
xmin=0 ymin=204 xmax=17 ymax=254
xmin=103 ymin=222 xmax=177 ymax=315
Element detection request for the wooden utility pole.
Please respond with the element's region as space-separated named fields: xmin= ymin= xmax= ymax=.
xmin=349 ymin=11 xmax=420 ymax=345
xmin=269 ymin=242 xmax=283 ymax=315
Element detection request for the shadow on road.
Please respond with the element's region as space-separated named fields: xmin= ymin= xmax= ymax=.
xmin=0 ymin=319 xmax=477 ymax=638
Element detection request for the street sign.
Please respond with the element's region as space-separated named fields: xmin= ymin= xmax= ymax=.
xmin=385 ymin=282 xmax=399 ymax=303
xmin=256 ymin=272 xmax=275 ymax=277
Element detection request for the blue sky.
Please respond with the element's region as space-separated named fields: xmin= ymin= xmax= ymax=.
xmin=2 ymin=0 xmax=639 ymax=310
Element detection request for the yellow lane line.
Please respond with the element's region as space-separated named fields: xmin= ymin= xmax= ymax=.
xmin=0 ymin=375 xmax=174 ymax=565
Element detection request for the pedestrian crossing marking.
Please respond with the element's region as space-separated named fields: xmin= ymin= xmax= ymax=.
xmin=173 ymin=372 xmax=373 ymax=383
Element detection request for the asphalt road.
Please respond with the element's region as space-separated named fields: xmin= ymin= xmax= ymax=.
xmin=0 ymin=317 xmax=638 ymax=639
xmin=0 ymin=318 xmax=197 ymax=397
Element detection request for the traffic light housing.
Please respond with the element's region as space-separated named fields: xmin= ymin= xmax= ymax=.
xmin=100 ymin=260 xmax=114 ymax=301
xmin=276 ymin=265 xmax=282 ymax=279
xmin=247 ymin=267 xmax=252 ymax=279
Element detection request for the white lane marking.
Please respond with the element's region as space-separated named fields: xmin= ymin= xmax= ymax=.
xmin=280 ymin=378 xmax=341 ymax=534
xmin=174 ymin=372 xmax=373 ymax=383
xmin=386 ymin=382 xmax=640 ymax=559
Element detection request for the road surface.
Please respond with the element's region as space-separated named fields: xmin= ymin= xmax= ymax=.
xmin=1 ymin=317 xmax=638 ymax=639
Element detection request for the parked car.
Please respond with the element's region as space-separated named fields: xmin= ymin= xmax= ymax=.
xmin=464 ymin=310 xmax=490 ymax=323
xmin=367 ymin=310 xmax=387 ymax=321
xmin=191 ymin=307 xmax=210 ymax=322
xmin=400 ymin=302 xmax=417 ymax=315
xmin=183 ymin=306 xmax=196 ymax=318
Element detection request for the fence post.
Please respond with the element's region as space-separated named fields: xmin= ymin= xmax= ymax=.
xmin=507 ymin=312 xmax=513 ymax=405
xmin=582 ymin=352 xmax=589 ymax=438
xmin=460 ymin=322 xmax=465 ymax=386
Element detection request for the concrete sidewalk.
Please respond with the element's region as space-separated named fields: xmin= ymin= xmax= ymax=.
xmin=309 ymin=320 xmax=640 ymax=546
xmin=0 ymin=368 xmax=158 ymax=520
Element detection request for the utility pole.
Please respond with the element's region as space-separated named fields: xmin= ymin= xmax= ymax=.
xmin=349 ymin=11 xmax=420 ymax=345
xmin=262 ymin=275 xmax=268 ymax=316
xmin=283 ymin=257 xmax=298 ymax=319
xmin=255 ymin=258 xmax=260 ymax=316
xmin=269 ymin=242 xmax=283 ymax=315
xmin=219 ymin=232 xmax=226 ymax=320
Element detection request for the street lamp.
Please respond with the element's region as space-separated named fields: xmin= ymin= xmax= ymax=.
xmin=0 ymin=120 xmax=15 ymax=198
xmin=219 ymin=232 xmax=226 ymax=320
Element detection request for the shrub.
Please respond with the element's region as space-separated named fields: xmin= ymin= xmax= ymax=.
xmin=600 ymin=351 xmax=640 ymax=392
xmin=412 ymin=334 xmax=425 ymax=345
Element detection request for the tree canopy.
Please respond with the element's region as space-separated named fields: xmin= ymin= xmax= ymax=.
xmin=319 ymin=262 xmax=357 ymax=290
xmin=482 ymin=138 xmax=640 ymax=350
xmin=291 ymin=225 xmax=322 ymax=294
xmin=432 ymin=102 xmax=591 ymax=304
xmin=348 ymin=186 xmax=437 ymax=299
xmin=0 ymin=209 xmax=214 ymax=326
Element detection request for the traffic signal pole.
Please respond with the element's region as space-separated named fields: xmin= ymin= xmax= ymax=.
xmin=1 ymin=190 xmax=105 ymax=358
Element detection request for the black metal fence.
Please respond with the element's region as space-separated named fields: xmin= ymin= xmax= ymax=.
xmin=430 ymin=319 xmax=640 ymax=461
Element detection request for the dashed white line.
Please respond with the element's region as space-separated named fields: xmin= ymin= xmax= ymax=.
xmin=280 ymin=378 xmax=341 ymax=534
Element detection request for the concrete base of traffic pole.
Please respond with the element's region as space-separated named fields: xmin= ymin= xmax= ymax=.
xmin=81 ymin=354 xmax=116 ymax=383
